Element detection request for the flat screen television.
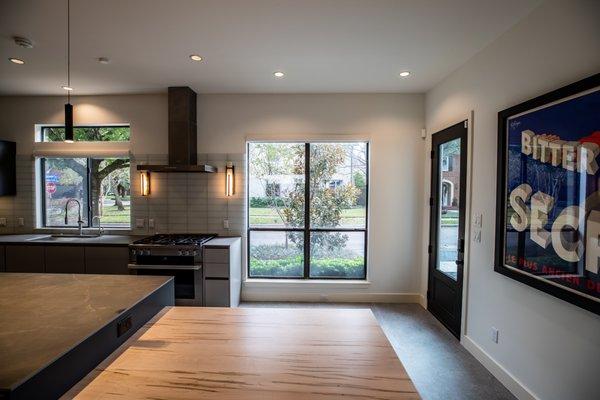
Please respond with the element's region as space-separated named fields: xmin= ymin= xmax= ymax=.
xmin=0 ymin=140 xmax=16 ymax=196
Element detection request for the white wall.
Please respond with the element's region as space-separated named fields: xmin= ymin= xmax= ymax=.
xmin=197 ymin=93 xmax=425 ymax=300
xmin=0 ymin=94 xmax=167 ymax=155
xmin=424 ymin=1 xmax=600 ymax=399
xmin=0 ymin=92 xmax=426 ymax=301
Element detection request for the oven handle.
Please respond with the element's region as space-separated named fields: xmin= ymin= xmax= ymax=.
xmin=128 ymin=264 xmax=201 ymax=271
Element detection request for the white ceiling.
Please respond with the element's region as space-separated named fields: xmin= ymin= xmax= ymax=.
xmin=0 ymin=0 xmax=541 ymax=95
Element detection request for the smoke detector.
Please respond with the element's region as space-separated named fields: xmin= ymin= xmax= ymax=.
xmin=13 ymin=36 xmax=34 ymax=49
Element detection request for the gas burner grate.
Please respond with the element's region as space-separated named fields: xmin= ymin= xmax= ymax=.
xmin=133 ymin=234 xmax=216 ymax=246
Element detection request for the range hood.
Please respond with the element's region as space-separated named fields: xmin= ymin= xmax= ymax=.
xmin=137 ymin=87 xmax=217 ymax=173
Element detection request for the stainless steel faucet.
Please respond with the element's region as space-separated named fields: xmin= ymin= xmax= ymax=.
xmin=64 ymin=198 xmax=84 ymax=236
xmin=91 ymin=216 xmax=104 ymax=236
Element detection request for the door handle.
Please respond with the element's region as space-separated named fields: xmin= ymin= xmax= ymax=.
xmin=455 ymin=260 xmax=464 ymax=266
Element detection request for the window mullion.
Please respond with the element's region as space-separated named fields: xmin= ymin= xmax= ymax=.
xmin=303 ymin=143 xmax=310 ymax=279
xmin=87 ymin=158 xmax=92 ymax=227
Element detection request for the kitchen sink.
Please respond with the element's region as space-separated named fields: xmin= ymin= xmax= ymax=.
xmin=51 ymin=233 xmax=101 ymax=238
xmin=27 ymin=234 xmax=101 ymax=242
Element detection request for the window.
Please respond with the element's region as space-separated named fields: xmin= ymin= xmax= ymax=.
xmin=40 ymin=126 xmax=130 ymax=142
xmin=38 ymin=126 xmax=131 ymax=228
xmin=248 ymin=142 xmax=368 ymax=279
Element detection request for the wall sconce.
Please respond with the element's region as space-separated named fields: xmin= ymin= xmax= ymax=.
xmin=140 ymin=171 xmax=150 ymax=196
xmin=225 ymin=162 xmax=235 ymax=197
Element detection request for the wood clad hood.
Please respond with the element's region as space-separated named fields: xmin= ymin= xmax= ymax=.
xmin=137 ymin=87 xmax=217 ymax=173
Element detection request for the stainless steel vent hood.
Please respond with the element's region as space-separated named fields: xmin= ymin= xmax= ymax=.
xmin=137 ymin=87 xmax=217 ymax=173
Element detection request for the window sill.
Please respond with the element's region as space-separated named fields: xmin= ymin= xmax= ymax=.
xmin=243 ymin=279 xmax=371 ymax=288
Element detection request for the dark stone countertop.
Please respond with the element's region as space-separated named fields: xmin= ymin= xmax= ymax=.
xmin=0 ymin=273 xmax=173 ymax=391
xmin=0 ymin=234 xmax=144 ymax=247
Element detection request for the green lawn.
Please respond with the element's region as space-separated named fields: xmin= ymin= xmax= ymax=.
xmin=100 ymin=204 xmax=131 ymax=224
xmin=250 ymin=207 xmax=366 ymax=226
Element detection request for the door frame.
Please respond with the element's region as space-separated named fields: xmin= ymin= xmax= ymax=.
xmin=425 ymin=111 xmax=474 ymax=341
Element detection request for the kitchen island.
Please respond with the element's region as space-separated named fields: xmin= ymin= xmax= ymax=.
xmin=70 ymin=307 xmax=420 ymax=399
xmin=0 ymin=273 xmax=174 ymax=400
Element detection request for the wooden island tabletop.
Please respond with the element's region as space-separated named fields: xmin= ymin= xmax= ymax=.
xmin=71 ymin=307 xmax=420 ymax=400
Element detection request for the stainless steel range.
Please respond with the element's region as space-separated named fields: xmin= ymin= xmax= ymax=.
xmin=128 ymin=234 xmax=216 ymax=306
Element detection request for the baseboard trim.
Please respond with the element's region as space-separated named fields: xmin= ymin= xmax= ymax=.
xmin=241 ymin=291 xmax=423 ymax=303
xmin=462 ymin=336 xmax=539 ymax=400
xmin=418 ymin=293 xmax=427 ymax=309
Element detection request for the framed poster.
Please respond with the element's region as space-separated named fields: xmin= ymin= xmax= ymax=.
xmin=495 ymin=73 xmax=600 ymax=315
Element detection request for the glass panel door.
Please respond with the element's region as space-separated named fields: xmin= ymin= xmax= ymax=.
xmin=428 ymin=121 xmax=468 ymax=339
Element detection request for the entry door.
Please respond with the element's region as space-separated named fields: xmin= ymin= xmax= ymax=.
xmin=428 ymin=121 xmax=468 ymax=339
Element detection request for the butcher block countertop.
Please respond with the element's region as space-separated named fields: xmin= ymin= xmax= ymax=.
xmin=71 ymin=307 xmax=420 ymax=399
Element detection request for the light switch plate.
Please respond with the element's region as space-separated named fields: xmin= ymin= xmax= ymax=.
xmin=223 ymin=219 xmax=230 ymax=229
xmin=474 ymin=230 xmax=481 ymax=243
xmin=148 ymin=219 xmax=155 ymax=228
xmin=0 ymin=218 xmax=6 ymax=227
xmin=491 ymin=327 xmax=499 ymax=343
xmin=16 ymin=217 xmax=24 ymax=227
xmin=473 ymin=213 xmax=483 ymax=228
xmin=135 ymin=218 xmax=145 ymax=228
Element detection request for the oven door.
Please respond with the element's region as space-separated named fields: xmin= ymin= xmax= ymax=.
xmin=129 ymin=264 xmax=203 ymax=306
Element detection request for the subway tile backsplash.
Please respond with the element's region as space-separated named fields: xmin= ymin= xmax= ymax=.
xmin=0 ymin=153 xmax=246 ymax=238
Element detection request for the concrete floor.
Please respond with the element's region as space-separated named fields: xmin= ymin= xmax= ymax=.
xmin=241 ymin=302 xmax=516 ymax=400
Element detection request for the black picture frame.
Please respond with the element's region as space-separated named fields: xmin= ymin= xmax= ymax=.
xmin=495 ymin=73 xmax=600 ymax=316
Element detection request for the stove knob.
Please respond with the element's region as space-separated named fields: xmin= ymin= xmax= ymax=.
xmin=183 ymin=250 xmax=190 ymax=256
xmin=193 ymin=250 xmax=197 ymax=256
xmin=178 ymin=250 xmax=183 ymax=256
xmin=131 ymin=250 xmax=137 ymax=256
xmin=144 ymin=250 xmax=151 ymax=256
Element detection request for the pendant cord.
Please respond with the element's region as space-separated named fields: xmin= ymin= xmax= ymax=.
xmin=66 ymin=0 xmax=70 ymax=103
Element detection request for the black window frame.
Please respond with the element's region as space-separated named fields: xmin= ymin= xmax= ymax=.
xmin=40 ymin=157 xmax=91 ymax=228
xmin=38 ymin=124 xmax=132 ymax=228
xmin=38 ymin=124 xmax=130 ymax=142
xmin=247 ymin=141 xmax=369 ymax=280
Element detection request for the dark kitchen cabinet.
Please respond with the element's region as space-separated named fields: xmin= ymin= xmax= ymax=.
xmin=0 ymin=246 xmax=5 ymax=272
xmin=45 ymin=246 xmax=85 ymax=274
xmin=5 ymin=245 xmax=45 ymax=272
xmin=0 ymin=140 xmax=16 ymax=196
xmin=85 ymin=247 xmax=129 ymax=274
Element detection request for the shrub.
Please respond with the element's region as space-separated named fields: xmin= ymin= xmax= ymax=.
xmin=249 ymin=255 xmax=364 ymax=278
xmin=250 ymin=197 xmax=285 ymax=208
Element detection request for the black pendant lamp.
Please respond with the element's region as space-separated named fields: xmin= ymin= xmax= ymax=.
xmin=63 ymin=0 xmax=74 ymax=143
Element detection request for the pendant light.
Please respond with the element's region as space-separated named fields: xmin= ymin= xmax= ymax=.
xmin=64 ymin=0 xmax=74 ymax=143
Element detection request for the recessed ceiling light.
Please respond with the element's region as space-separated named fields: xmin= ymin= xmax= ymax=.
xmin=273 ymin=71 xmax=285 ymax=78
xmin=8 ymin=58 xmax=25 ymax=65
xmin=13 ymin=36 xmax=34 ymax=49
xmin=61 ymin=85 xmax=73 ymax=91
xmin=189 ymin=54 xmax=203 ymax=62
xmin=399 ymin=71 xmax=411 ymax=78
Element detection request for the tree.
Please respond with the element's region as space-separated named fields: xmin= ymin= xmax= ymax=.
xmin=44 ymin=127 xmax=130 ymax=218
xmin=250 ymin=143 xmax=360 ymax=250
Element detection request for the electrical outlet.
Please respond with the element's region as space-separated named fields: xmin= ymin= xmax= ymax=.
xmin=16 ymin=217 xmax=24 ymax=227
xmin=135 ymin=218 xmax=145 ymax=228
xmin=148 ymin=219 xmax=155 ymax=229
xmin=223 ymin=219 xmax=230 ymax=229
xmin=491 ymin=327 xmax=499 ymax=343
xmin=0 ymin=218 xmax=6 ymax=227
